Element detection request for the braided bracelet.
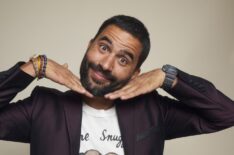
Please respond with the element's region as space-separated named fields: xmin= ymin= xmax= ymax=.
xmin=30 ymin=57 xmax=39 ymax=77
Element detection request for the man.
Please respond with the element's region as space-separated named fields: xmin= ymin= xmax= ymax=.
xmin=0 ymin=15 xmax=233 ymax=155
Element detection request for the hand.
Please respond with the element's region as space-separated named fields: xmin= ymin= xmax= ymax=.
xmin=45 ymin=59 xmax=93 ymax=97
xmin=20 ymin=58 xmax=93 ymax=97
xmin=105 ymin=69 xmax=166 ymax=100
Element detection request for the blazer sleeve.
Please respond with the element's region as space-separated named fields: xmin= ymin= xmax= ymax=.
xmin=159 ymin=69 xmax=234 ymax=140
xmin=0 ymin=62 xmax=35 ymax=143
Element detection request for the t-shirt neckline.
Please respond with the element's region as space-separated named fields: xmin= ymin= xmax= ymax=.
xmin=82 ymin=102 xmax=116 ymax=118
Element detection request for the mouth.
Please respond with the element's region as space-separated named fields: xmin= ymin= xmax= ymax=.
xmin=90 ymin=68 xmax=110 ymax=83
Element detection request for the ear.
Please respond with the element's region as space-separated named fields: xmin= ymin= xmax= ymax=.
xmin=131 ymin=68 xmax=141 ymax=80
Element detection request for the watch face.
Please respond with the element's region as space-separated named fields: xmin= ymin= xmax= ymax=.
xmin=162 ymin=64 xmax=170 ymax=72
xmin=163 ymin=65 xmax=178 ymax=75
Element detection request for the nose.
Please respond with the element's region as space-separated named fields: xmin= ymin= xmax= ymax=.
xmin=99 ymin=55 xmax=115 ymax=71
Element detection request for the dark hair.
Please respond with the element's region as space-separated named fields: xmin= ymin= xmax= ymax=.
xmin=93 ymin=15 xmax=150 ymax=68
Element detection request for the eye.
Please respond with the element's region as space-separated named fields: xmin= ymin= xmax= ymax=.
xmin=99 ymin=44 xmax=109 ymax=53
xmin=119 ymin=57 xmax=128 ymax=66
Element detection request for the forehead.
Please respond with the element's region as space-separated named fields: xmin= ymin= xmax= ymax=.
xmin=95 ymin=25 xmax=142 ymax=59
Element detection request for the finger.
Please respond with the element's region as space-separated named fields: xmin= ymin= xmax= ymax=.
xmin=63 ymin=76 xmax=83 ymax=92
xmin=122 ymin=85 xmax=156 ymax=100
xmin=106 ymin=85 xmax=138 ymax=100
xmin=106 ymin=77 xmax=141 ymax=96
xmin=120 ymin=87 xmax=148 ymax=100
xmin=70 ymin=79 xmax=93 ymax=98
xmin=105 ymin=81 xmax=135 ymax=97
xmin=64 ymin=69 xmax=81 ymax=85
xmin=121 ymin=91 xmax=140 ymax=100
xmin=71 ymin=74 xmax=81 ymax=85
xmin=75 ymin=87 xmax=93 ymax=98
xmin=105 ymin=88 xmax=124 ymax=99
xmin=67 ymin=74 xmax=93 ymax=98
xmin=119 ymin=86 xmax=140 ymax=99
xmin=84 ymin=91 xmax=94 ymax=98
xmin=72 ymin=84 xmax=88 ymax=94
xmin=107 ymin=82 xmax=151 ymax=100
xmin=66 ymin=79 xmax=82 ymax=91
xmin=118 ymin=79 xmax=136 ymax=90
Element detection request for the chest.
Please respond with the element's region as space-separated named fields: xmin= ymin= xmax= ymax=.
xmin=80 ymin=112 xmax=124 ymax=155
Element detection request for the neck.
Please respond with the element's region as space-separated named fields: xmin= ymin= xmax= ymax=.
xmin=82 ymin=96 xmax=114 ymax=110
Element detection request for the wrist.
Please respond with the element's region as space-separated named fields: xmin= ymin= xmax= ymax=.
xmin=157 ymin=69 xmax=166 ymax=88
xmin=20 ymin=61 xmax=36 ymax=78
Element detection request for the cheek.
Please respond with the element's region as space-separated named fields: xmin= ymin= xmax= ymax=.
xmin=112 ymin=66 xmax=134 ymax=81
xmin=86 ymin=49 xmax=102 ymax=63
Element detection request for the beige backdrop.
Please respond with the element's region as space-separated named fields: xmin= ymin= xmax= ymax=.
xmin=0 ymin=0 xmax=233 ymax=155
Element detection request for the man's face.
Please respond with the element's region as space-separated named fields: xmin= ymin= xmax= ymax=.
xmin=80 ymin=25 xmax=142 ymax=96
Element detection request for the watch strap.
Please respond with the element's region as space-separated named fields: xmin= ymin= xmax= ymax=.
xmin=161 ymin=64 xmax=178 ymax=90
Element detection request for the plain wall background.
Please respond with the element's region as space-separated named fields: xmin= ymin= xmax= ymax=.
xmin=0 ymin=0 xmax=233 ymax=154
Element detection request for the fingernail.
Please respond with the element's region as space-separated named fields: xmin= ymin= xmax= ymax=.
xmin=109 ymin=95 xmax=114 ymax=99
xmin=120 ymin=96 xmax=127 ymax=100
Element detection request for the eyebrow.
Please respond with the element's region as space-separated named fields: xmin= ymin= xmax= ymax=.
xmin=99 ymin=36 xmax=112 ymax=45
xmin=99 ymin=35 xmax=135 ymax=61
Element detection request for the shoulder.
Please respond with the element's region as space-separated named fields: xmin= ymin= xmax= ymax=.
xmin=29 ymin=86 xmax=83 ymax=118
xmin=31 ymin=86 xmax=64 ymax=99
xmin=117 ymin=91 xmax=161 ymax=107
xmin=31 ymin=86 xmax=82 ymax=102
xmin=135 ymin=90 xmax=161 ymax=103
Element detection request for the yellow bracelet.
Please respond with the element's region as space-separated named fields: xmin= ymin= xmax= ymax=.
xmin=37 ymin=56 xmax=41 ymax=74
xmin=30 ymin=57 xmax=39 ymax=78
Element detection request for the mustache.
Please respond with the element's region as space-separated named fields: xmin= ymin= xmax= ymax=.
xmin=89 ymin=62 xmax=116 ymax=81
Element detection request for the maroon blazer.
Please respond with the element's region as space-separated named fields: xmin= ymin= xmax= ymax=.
xmin=0 ymin=62 xmax=234 ymax=155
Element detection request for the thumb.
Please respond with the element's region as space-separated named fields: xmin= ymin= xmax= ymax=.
xmin=62 ymin=63 xmax=68 ymax=69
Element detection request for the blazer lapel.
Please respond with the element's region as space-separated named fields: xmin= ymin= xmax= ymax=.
xmin=62 ymin=91 xmax=83 ymax=155
xmin=116 ymin=100 xmax=135 ymax=155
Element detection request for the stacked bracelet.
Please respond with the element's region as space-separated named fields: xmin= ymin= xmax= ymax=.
xmin=30 ymin=54 xmax=48 ymax=80
xmin=38 ymin=55 xmax=47 ymax=79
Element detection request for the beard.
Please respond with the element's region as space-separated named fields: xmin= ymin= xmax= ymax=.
xmin=80 ymin=55 xmax=131 ymax=97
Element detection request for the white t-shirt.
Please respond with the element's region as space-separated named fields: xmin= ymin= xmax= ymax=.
xmin=79 ymin=103 xmax=124 ymax=155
